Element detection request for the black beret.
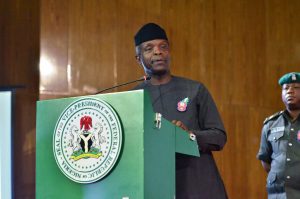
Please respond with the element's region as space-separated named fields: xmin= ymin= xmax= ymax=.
xmin=278 ymin=72 xmax=300 ymax=86
xmin=134 ymin=23 xmax=168 ymax=46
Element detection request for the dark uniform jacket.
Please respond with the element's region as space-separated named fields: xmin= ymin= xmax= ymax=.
xmin=135 ymin=76 xmax=228 ymax=199
xmin=257 ymin=111 xmax=300 ymax=199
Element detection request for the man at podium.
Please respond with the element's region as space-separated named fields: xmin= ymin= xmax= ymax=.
xmin=133 ymin=23 xmax=228 ymax=199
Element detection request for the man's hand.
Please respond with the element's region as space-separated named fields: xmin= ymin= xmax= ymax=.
xmin=261 ymin=161 xmax=271 ymax=173
xmin=172 ymin=120 xmax=193 ymax=134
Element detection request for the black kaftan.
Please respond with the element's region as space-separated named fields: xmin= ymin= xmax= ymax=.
xmin=134 ymin=76 xmax=227 ymax=199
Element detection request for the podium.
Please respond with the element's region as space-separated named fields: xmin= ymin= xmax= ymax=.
xmin=36 ymin=90 xmax=199 ymax=199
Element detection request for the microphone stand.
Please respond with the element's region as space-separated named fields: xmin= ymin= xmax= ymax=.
xmin=95 ymin=76 xmax=151 ymax=94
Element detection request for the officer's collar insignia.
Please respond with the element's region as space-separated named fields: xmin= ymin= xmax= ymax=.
xmin=297 ymin=130 xmax=300 ymax=142
xmin=177 ymin=97 xmax=189 ymax=112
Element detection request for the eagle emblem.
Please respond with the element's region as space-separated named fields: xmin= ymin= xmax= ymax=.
xmin=68 ymin=115 xmax=106 ymax=161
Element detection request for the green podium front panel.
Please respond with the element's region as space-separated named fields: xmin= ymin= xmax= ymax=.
xmin=36 ymin=90 xmax=199 ymax=199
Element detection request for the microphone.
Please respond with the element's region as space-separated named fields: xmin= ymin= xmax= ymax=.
xmin=95 ymin=76 xmax=151 ymax=94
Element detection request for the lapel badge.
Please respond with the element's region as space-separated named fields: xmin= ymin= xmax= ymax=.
xmin=297 ymin=130 xmax=300 ymax=142
xmin=177 ymin=97 xmax=189 ymax=112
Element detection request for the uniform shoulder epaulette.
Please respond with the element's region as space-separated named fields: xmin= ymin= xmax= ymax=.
xmin=263 ymin=111 xmax=284 ymax=124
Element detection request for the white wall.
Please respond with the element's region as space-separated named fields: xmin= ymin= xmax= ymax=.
xmin=0 ymin=91 xmax=12 ymax=199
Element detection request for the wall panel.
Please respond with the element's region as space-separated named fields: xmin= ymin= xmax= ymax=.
xmin=0 ymin=0 xmax=40 ymax=198
xmin=39 ymin=0 xmax=300 ymax=198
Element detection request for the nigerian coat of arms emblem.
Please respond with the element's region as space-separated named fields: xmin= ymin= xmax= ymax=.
xmin=53 ymin=98 xmax=122 ymax=183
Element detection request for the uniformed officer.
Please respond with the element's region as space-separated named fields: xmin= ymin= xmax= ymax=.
xmin=257 ymin=72 xmax=300 ymax=199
